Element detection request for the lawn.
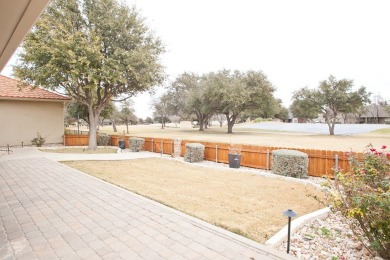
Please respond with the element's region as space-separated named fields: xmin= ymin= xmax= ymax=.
xmin=40 ymin=147 xmax=117 ymax=154
xmin=63 ymin=158 xmax=325 ymax=243
xmin=71 ymin=122 xmax=390 ymax=151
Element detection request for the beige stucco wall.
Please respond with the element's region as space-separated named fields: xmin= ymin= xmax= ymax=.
xmin=0 ymin=100 xmax=65 ymax=146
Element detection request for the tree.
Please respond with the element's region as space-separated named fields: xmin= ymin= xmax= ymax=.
xmin=290 ymin=88 xmax=320 ymax=122
xmin=66 ymin=99 xmax=90 ymax=126
xmin=291 ymin=75 xmax=371 ymax=135
xmin=120 ymin=100 xmax=137 ymax=134
xmin=211 ymin=70 xmax=276 ymax=133
xmin=99 ymin=102 xmax=114 ymax=127
xmin=14 ymin=0 xmax=165 ymax=149
xmin=184 ymin=73 xmax=218 ymax=131
xmin=367 ymin=94 xmax=387 ymax=124
xmin=212 ymin=114 xmax=226 ymax=127
xmin=168 ymin=115 xmax=181 ymax=127
xmin=276 ymin=106 xmax=289 ymax=122
xmin=166 ymin=72 xmax=197 ymax=117
xmin=145 ymin=117 xmax=153 ymax=124
xmin=110 ymin=105 xmax=120 ymax=132
xmin=66 ymin=99 xmax=114 ymax=128
xmin=152 ymin=94 xmax=170 ymax=129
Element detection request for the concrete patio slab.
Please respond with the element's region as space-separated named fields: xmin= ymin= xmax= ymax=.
xmin=0 ymin=156 xmax=295 ymax=259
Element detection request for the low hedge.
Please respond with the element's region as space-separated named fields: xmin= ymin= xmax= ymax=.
xmin=129 ymin=137 xmax=145 ymax=152
xmin=272 ymin=149 xmax=308 ymax=178
xmin=184 ymin=143 xmax=205 ymax=163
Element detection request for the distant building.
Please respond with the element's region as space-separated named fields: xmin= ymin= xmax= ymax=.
xmin=360 ymin=104 xmax=390 ymax=124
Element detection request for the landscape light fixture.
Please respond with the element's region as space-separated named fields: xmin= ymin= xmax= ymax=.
xmin=283 ymin=209 xmax=297 ymax=254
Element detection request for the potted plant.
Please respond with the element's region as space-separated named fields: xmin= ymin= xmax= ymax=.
xmin=118 ymin=131 xmax=126 ymax=150
xmin=228 ymin=144 xmax=242 ymax=168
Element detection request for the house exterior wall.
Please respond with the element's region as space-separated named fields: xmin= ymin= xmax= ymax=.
xmin=0 ymin=100 xmax=65 ymax=146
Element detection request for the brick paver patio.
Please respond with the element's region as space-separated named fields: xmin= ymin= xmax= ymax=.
xmin=0 ymin=157 xmax=294 ymax=259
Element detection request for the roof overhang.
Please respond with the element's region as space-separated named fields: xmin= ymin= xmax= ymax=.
xmin=0 ymin=97 xmax=71 ymax=103
xmin=0 ymin=0 xmax=51 ymax=72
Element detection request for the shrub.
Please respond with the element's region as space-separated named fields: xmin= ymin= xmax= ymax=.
xmin=254 ymin=117 xmax=272 ymax=123
xmin=184 ymin=143 xmax=204 ymax=163
xmin=97 ymin=134 xmax=110 ymax=146
xmin=31 ymin=132 xmax=45 ymax=147
xmin=129 ymin=137 xmax=145 ymax=152
xmin=272 ymin=149 xmax=308 ymax=178
xmin=329 ymin=145 xmax=390 ymax=258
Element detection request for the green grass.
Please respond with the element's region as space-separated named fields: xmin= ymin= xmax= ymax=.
xmin=370 ymin=128 xmax=390 ymax=134
xmin=40 ymin=147 xmax=117 ymax=154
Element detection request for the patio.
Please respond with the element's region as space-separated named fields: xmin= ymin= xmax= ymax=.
xmin=0 ymin=153 xmax=294 ymax=259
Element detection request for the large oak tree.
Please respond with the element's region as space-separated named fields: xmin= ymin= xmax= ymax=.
xmin=14 ymin=0 xmax=165 ymax=149
xmin=211 ymin=70 xmax=276 ymax=133
xmin=290 ymin=75 xmax=370 ymax=135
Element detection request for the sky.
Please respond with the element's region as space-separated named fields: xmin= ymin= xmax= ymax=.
xmin=2 ymin=0 xmax=390 ymax=119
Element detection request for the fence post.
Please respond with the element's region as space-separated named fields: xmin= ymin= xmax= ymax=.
xmin=151 ymin=139 xmax=154 ymax=152
xmin=266 ymin=150 xmax=270 ymax=171
xmin=216 ymin=145 xmax=218 ymax=163
xmin=171 ymin=141 xmax=173 ymax=155
xmin=161 ymin=139 xmax=163 ymax=157
xmin=334 ymin=154 xmax=339 ymax=177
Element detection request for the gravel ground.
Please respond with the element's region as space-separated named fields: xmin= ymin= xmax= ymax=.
xmin=169 ymin=157 xmax=383 ymax=260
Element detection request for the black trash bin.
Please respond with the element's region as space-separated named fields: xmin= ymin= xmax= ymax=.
xmin=118 ymin=140 xmax=125 ymax=149
xmin=228 ymin=154 xmax=241 ymax=168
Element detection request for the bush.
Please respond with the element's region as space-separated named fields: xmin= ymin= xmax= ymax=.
xmin=97 ymin=134 xmax=110 ymax=146
xmin=31 ymin=132 xmax=45 ymax=147
xmin=129 ymin=137 xmax=145 ymax=152
xmin=253 ymin=117 xmax=272 ymax=123
xmin=329 ymin=145 xmax=390 ymax=258
xmin=184 ymin=143 xmax=204 ymax=163
xmin=272 ymin=149 xmax=308 ymax=178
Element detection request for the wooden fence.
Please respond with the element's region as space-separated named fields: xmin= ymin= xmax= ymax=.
xmin=64 ymin=134 xmax=364 ymax=177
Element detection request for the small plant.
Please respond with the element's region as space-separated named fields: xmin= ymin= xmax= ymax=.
xmin=129 ymin=137 xmax=145 ymax=152
xmin=228 ymin=144 xmax=242 ymax=155
xmin=329 ymin=145 xmax=390 ymax=258
xmin=31 ymin=132 xmax=45 ymax=147
xmin=321 ymin=227 xmax=331 ymax=238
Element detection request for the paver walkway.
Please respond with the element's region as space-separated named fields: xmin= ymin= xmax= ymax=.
xmin=0 ymin=154 xmax=294 ymax=259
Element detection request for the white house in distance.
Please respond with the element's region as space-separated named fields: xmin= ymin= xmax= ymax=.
xmin=0 ymin=75 xmax=70 ymax=146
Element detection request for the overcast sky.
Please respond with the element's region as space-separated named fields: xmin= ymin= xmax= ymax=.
xmin=2 ymin=0 xmax=390 ymax=119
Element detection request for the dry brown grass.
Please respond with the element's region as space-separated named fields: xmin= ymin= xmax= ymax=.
xmin=72 ymin=123 xmax=390 ymax=151
xmin=63 ymin=158 xmax=325 ymax=243
xmin=40 ymin=147 xmax=117 ymax=154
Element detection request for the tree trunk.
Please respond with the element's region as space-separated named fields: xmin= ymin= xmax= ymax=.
xmin=227 ymin=122 xmax=234 ymax=133
xmin=226 ymin=113 xmax=237 ymax=134
xmin=161 ymin=115 xmax=164 ymax=129
xmin=198 ymin=117 xmax=204 ymax=131
xmin=88 ymin=109 xmax=99 ymax=150
xmin=326 ymin=119 xmax=335 ymax=135
xmin=112 ymin=120 xmax=117 ymax=132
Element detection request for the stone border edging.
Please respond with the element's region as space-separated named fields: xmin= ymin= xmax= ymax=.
xmin=265 ymin=207 xmax=330 ymax=247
